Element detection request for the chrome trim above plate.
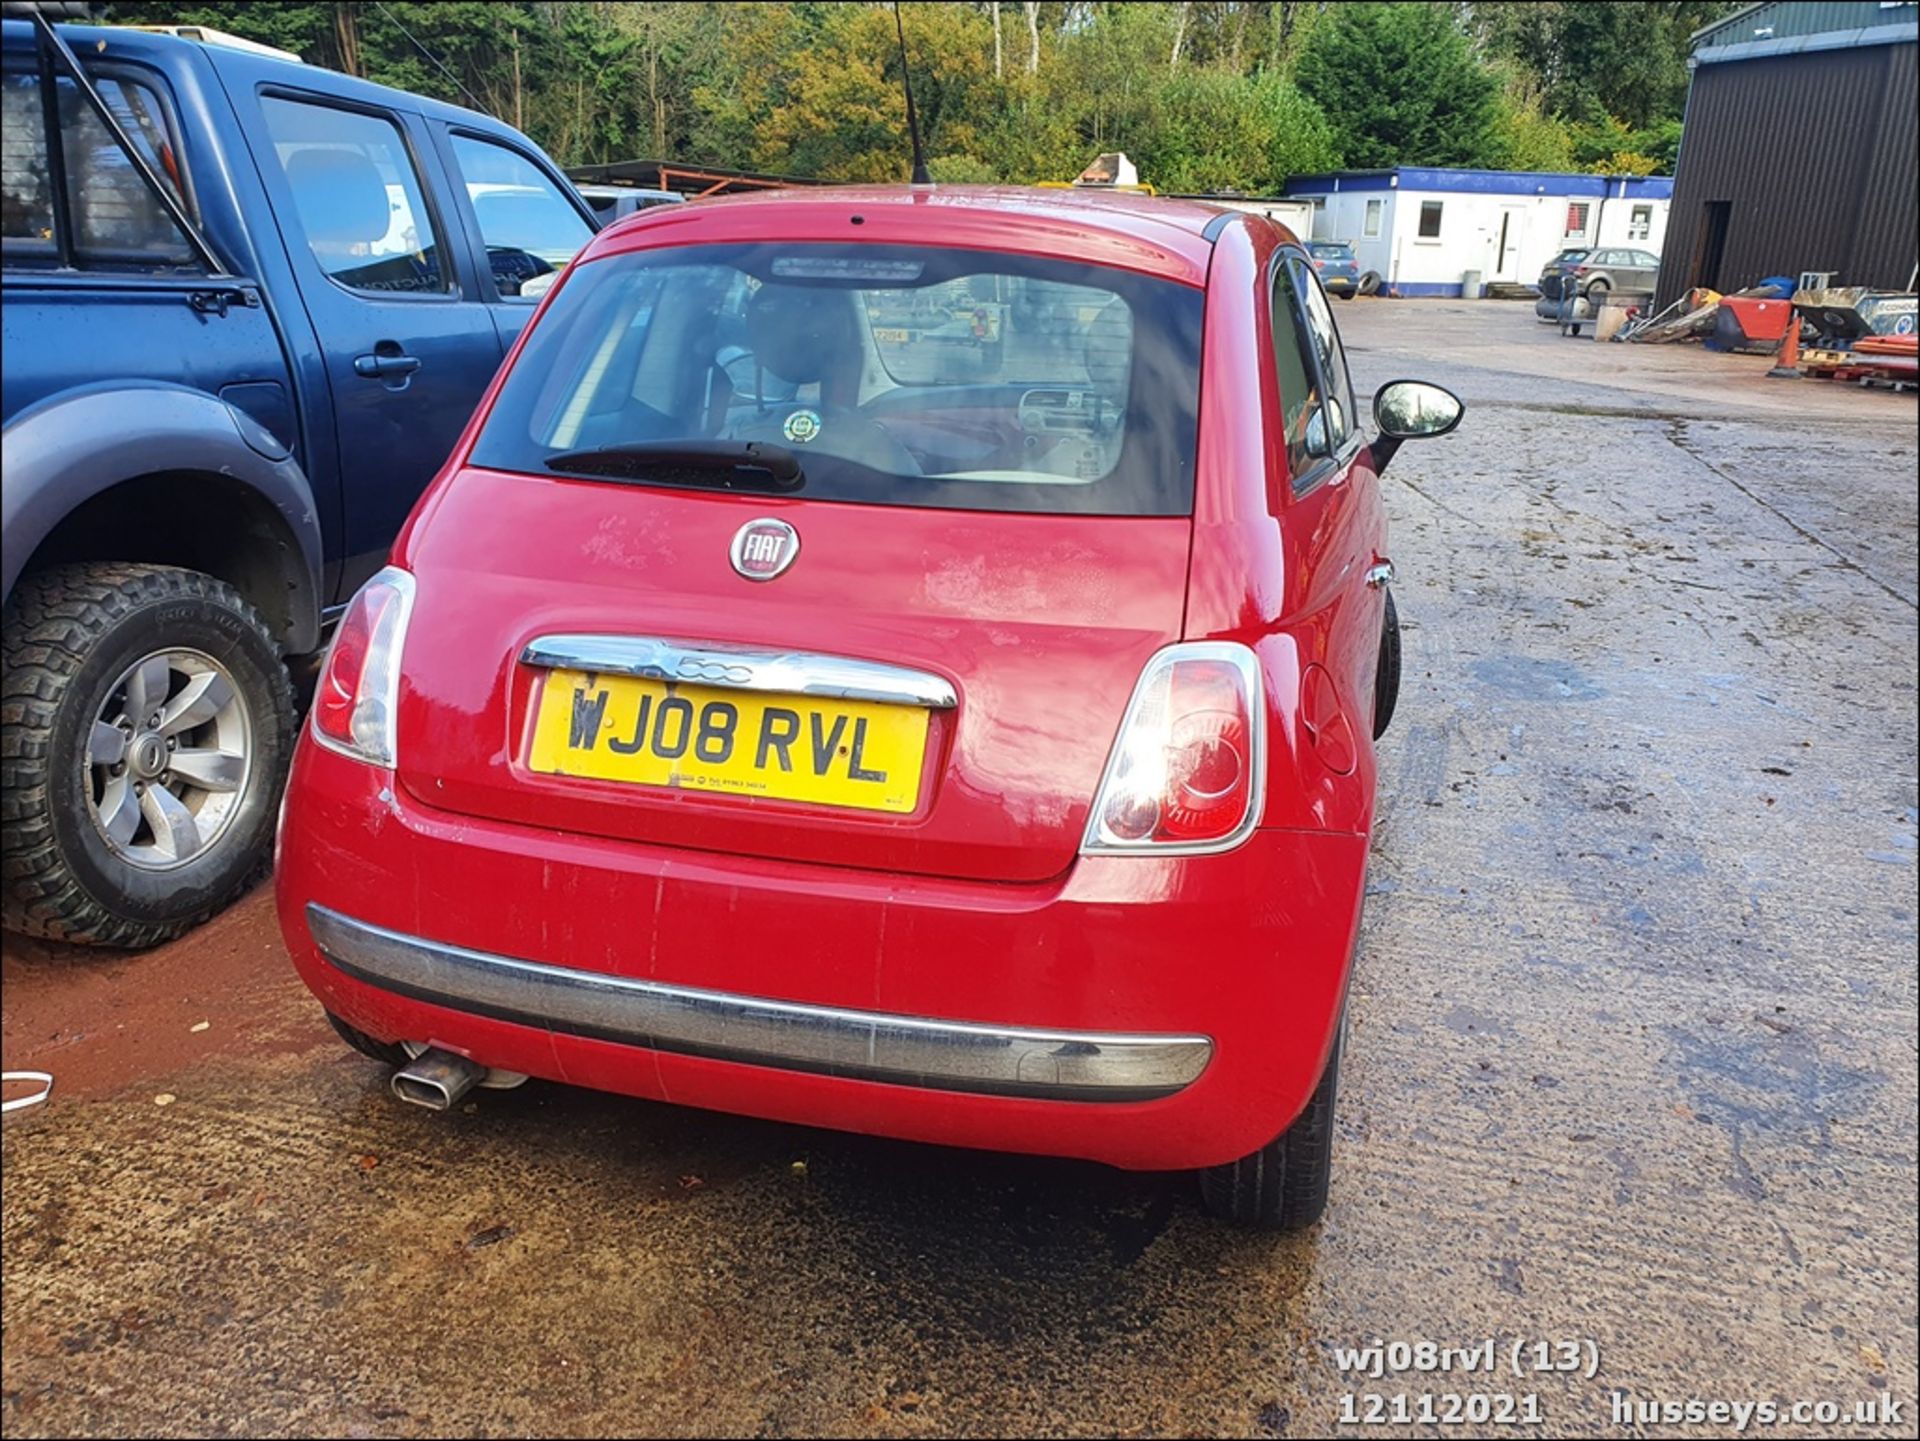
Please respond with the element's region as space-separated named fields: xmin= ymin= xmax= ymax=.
xmin=307 ymin=906 xmax=1212 ymax=1102
xmin=520 ymin=634 xmax=958 ymax=710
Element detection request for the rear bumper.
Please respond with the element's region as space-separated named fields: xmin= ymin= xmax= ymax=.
xmin=307 ymin=905 xmax=1212 ymax=1102
xmin=276 ymin=740 xmax=1368 ymax=1170
xmin=1323 ymin=276 xmax=1358 ymax=294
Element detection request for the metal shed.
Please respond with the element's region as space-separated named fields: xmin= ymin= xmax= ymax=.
xmin=1655 ymin=1 xmax=1918 ymax=308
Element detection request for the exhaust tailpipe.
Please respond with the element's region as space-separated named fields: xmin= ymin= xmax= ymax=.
xmin=391 ymin=1048 xmax=486 ymax=1111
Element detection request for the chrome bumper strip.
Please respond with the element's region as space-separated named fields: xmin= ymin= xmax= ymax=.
xmin=520 ymin=634 xmax=958 ymax=710
xmin=306 ymin=906 xmax=1211 ymax=1102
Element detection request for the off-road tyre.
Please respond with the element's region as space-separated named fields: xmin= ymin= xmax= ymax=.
xmin=2 ymin=563 xmax=295 ymax=947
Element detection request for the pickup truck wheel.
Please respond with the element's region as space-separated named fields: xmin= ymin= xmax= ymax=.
xmin=1198 ymin=1005 xmax=1343 ymax=1230
xmin=1 ymin=563 xmax=295 ymax=948
xmin=1373 ymin=588 xmax=1401 ymax=740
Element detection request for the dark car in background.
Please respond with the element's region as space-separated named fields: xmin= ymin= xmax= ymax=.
xmin=1537 ymin=246 xmax=1661 ymax=300
xmin=1308 ymin=241 xmax=1360 ymax=298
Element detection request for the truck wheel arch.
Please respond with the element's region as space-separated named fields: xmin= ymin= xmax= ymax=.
xmin=2 ymin=383 xmax=323 ymax=654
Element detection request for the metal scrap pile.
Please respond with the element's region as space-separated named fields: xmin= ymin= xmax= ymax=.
xmin=1623 ymin=281 xmax=1792 ymax=344
xmin=1792 ymin=288 xmax=1919 ymax=391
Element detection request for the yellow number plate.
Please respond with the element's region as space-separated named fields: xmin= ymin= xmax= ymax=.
xmin=871 ymin=326 xmax=914 ymax=343
xmin=528 ymin=671 xmax=928 ymax=814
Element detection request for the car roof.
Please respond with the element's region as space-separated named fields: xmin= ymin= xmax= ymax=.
xmin=583 ymin=184 xmax=1247 ymax=286
xmin=8 ymin=19 xmax=524 ymax=140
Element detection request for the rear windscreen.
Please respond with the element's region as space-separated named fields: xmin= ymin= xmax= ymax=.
xmin=468 ymin=242 xmax=1205 ymax=516
xmin=1309 ymin=243 xmax=1353 ymax=260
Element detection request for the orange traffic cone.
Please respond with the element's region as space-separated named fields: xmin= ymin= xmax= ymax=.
xmin=1768 ymin=311 xmax=1803 ymax=379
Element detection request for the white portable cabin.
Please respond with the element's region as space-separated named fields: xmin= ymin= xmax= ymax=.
xmin=1280 ymin=167 xmax=1674 ymax=295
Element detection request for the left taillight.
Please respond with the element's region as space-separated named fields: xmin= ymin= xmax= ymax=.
xmin=1082 ymin=642 xmax=1264 ymax=854
xmin=311 ymin=566 xmax=415 ymax=767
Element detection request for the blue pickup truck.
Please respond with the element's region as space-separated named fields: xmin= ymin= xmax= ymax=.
xmin=1 ymin=10 xmax=597 ymax=946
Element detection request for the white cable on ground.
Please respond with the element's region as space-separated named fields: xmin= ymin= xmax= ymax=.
xmin=2 ymin=1071 xmax=54 ymax=1115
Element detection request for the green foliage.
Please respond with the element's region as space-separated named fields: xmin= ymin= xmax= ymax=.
xmin=1467 ymin=2 xmax=1737 ymax=131
xmin=1294 ymin=3 xmax=1502 ymax=168
xmin=96 ymin=2 xmax=1705 ymax=182
xmin=1130 ymin=69 xmax=1337 ymax=194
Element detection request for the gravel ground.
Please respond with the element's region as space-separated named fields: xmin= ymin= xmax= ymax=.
xmin=4 ymin=299 xmax=1915 ymax=1438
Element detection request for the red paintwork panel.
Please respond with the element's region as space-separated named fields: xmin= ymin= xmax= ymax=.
xmin=278 ymin=188 xmax=1392 ymax=1174
xmin=278 ymin=741 xmax=1363 ymax=1171
xmin=396 ymin=470 xmax=1190 ymax=883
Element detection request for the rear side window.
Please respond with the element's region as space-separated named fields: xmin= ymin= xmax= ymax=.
xmin=448 ymin=133 xmax=592 ymax=298
xmin=2 ymin=65 xmax=198 ymax=269
xmin=1269 ymin=261 xmax=1323 ymax=484
xmin=470 ymin=243 xmax=1204 ymax=516
xmin=1290 ymin=257 xmax=1357 ymax=450
xmin=260 ymin=95 xmax=447 ymax=295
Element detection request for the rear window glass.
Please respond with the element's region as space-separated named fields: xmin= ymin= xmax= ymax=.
xmin=469 ymin=243 xmax=1204 ymax=516
xmin=3 ymin=65 xmax=198 ymax=269
xmin=1308 ymin=243 xmax=1353 ymax=260
xmin=1550 ymin=248 xmax=1590 ymax=265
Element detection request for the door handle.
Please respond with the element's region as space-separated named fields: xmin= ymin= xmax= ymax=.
xmin=353 ymin=348 xmax=421 ymax=379
xmin=1365 ymin=561 xmax=1395 ymax=589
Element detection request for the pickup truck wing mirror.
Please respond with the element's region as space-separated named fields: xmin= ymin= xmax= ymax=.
xmin=1369 ymin=380 xmax=1463 ymax=473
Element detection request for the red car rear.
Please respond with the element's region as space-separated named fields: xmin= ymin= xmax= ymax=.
xmin=274 ymin=186 xmax=1461 ymax=1228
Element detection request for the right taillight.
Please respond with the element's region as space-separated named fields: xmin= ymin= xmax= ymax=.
xmin=1082 ymin=642 xmax=1264 ymax=854
xmin=311 ymin=566 xmax=415 ymax=767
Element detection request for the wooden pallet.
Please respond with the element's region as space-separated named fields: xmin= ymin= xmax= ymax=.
xmin=1832 ymin=367 xmax=1917 ymax=392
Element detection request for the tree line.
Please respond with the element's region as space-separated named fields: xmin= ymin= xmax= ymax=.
xmin=106 ymin=2 xmax=1736 ymax=190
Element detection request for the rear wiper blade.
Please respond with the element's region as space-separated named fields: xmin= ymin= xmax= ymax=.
xmin=544 ymin=440 xmax=805 ymax=492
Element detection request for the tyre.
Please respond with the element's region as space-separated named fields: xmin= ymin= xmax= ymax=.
xmin=1585 ymin=278 xmax=1611 ymax=301
xmin=1 ymin=563 xmax=295 ymax=948
xmin=1373 ymin=588 xmax=1401 ymax=740
xmin=326 ymin=1010 xmax=411 ymax=1067
xmin=1199 ymin=1006 xmax=1344 ymax=1230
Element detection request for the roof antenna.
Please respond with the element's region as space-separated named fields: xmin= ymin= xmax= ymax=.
xmin=893 ymin=1 xmax=933 ymax=187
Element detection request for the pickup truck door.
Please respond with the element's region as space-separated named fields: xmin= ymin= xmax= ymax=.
xmin=429 ymin=123 xmax=598 ymax=356
xmin=234 ymin=86 xmax=501 ymax=599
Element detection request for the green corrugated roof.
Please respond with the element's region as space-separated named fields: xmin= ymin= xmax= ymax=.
xmin=1695 ymin=1 xmax=1917 ymax=49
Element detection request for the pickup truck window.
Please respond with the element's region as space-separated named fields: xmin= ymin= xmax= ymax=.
xmin=260 ymin=95 xmax=447 ymax=296
xmin=447 ymin=133 xmax=592 ymax=300
xmin=2 ymin=66 xmax=198 ymax=270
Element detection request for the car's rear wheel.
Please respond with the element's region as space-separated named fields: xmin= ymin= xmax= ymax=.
xmin=1199 ymin=1005 xmax=1344 ymax=1230
xmin=1 ymin=563 xmax=295 ymax=947
xmin=1373 ymin=588 xmax=1401 ymax=740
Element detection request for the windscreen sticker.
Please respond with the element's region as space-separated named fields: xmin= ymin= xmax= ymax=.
xmin=782 ymin=409 xmax=822 ymax=444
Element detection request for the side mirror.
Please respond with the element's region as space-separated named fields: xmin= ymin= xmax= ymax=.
xmin=1370 ymin=380 xmax=1463 ymax=472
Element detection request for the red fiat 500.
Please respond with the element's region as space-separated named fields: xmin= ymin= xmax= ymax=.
xmin=274 ymin=187 xmax=1461 ymax=1228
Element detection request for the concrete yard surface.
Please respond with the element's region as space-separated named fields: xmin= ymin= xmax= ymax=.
xmin=3 ymin=299 xmax=1916 ymax=1437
